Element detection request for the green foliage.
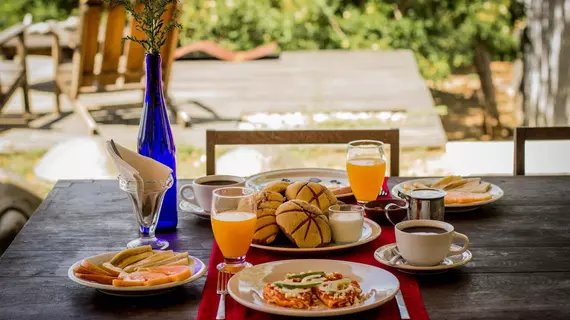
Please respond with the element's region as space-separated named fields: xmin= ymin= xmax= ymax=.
xmin=0 ymin=0 xmax=523 ymax=79
xmin=181 ymin=0 xmax=523 ymax=79
xmin=0 ymin=0 xmax=76 ymax=29
xmin=107 ymin=0 xmax=182 ymax=55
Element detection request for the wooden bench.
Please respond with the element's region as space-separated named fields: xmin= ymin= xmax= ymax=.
xmin=0 ymin=23 xmax=31 ymax=127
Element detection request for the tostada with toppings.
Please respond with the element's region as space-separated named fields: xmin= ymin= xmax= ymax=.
xmin=262 ymin=271 xmax=371 ymax=309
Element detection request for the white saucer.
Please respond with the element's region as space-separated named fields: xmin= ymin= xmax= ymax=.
xmin=179 ymin=200 xmax=210 ymax=219
xmin=374 ymin=243 xmax=472 ymax=273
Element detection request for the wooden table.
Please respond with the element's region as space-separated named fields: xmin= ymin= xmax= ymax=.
xmin=1 ymin=177 xmax=569 ymax=319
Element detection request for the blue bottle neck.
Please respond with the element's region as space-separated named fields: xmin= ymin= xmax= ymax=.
xmin=145 ymin=54 xmax=164 ymax=99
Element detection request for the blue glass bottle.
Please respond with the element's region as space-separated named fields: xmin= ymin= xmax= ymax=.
xmin=138 ymin=53 xmax=177 ymax=230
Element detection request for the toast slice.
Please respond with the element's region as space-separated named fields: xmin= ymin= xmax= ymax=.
xmin=445 ymin=192 xmax=492 ymax=204
xmin=123 ymin=250 xmax=174 ymax=272
xmin=109 ymin=245 xmax=152 ymax=267
xmin=444 ymin=178 xmax=481 ymax=191
xmin=430 ymin=176 xmax=462 ymax=189
xmin=136 ymin=252 xmax=189 ymax=270
xmin=469 ymin=182 xmax=491 ymax=193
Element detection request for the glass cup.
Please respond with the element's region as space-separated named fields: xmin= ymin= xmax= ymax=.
xmin=328 ymin=204 xmax=365 ymax=244
xmin=346 ymin=140 xmax=387 ymax=204
xmin=210 ymin=187 xmax=257 ymax=273
xmin=119 ymin=174 xmax=173 ymax=250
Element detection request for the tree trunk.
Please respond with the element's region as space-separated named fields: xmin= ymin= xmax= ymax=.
xmin=474 ymin=39 xmax=503 ymax=135
xmin=523 ymin=0 xmax=570 ymax=126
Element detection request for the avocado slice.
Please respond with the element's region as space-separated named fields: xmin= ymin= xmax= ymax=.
xmin=324 ymin=278 xmax=352 ymax=291
xmin=273 ymin=280 xmax=323 ymax=289
xmin=286 ymin=271 xmax=325 ymax=280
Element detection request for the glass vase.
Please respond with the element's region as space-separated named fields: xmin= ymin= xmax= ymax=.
xmin=137 ymin=53 xmax=178 ymax=230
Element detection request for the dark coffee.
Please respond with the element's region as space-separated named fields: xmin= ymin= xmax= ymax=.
xmin=402 ymin=226 xmax=447 ymax=235
xmin=199 ymin=180 xmax=237 ymax=186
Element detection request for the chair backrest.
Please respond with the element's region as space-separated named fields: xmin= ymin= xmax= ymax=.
xmin=206 ymin=129 xmax=400 ymax=176
xmin=71 ymin=0 xmax=179 ymax=96
xmin=514 ymin=126 xmax=570 ymax=175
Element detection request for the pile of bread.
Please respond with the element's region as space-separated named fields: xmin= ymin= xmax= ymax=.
xmin=247 ymin=181 xmax=339 ymax=248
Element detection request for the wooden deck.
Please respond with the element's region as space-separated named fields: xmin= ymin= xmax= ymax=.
xmin=170 ymin=50 xmax=447 ymax=148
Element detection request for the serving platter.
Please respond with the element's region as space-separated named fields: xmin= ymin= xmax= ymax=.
xmin=250 ymin=218 xmax=381 ymax=254
xmin=227 ymin=259 xmax=399 ymax=317
xmin=391 ymin=178 xmax=504 ymax=212
xmin=246 ymin=168 xmax=353 ymax=198
xmin=68 ymin=251 xmax=206 ymax=296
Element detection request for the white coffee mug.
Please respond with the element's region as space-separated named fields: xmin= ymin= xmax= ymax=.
xmin=395 ymin=220 xmax=469 ymax=266
xmin=179 ymin=175 xmax=245 ymax=213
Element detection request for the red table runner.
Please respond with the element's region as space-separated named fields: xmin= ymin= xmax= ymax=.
xmin=197 ymin=180 xmax=430 ymax=320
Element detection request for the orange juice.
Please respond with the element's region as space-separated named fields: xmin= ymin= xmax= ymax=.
xmin=211 ymin=211 xmax=257 ymax=258
xmin=346 ymin=158 xmax=386 ymax=202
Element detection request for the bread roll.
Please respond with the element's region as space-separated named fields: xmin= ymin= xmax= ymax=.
xmin=285 ymin=182 xmax=338 ymax=216
xmin=262 ymin=181 xmax=290 ymax=195
xmin=275 ymin=200 xmax=331 ymax=248
xmin=252 ymin=191 xmax=284 ymax=245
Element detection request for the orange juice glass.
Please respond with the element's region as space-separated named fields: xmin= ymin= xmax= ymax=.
xmin=211 ymin=187 xmax=256 ymax=273
xmin=346 ymin=140 xmax=387 ymax=203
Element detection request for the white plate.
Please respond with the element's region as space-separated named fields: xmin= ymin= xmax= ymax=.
xmin=374 ymin=243 xmax=472 ymax=273
xmin=250 ymin=218 xmax=381 ymax=254
xmin=68 ymin=251 xmax=206 ymax=296
xmin=391 ymin=178 xmax=504 ymax=212
xmin=227 ymin=259 xmax=399 ymax=317
xmin=246 ymin=168 xmax=353 ymax=198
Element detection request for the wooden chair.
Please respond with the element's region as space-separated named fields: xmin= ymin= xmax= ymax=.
xmin=0 ymin=23 xmax=31 ymax=127
xmin=49 ymin=0 xmax=187 ymax=135
xmin=514 ymin=126 xmax=570 ymax=175
xmin=206 ymin=129 xmax=400 ymax=176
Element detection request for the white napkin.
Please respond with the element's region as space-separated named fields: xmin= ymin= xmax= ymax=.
xmin=105 ymin=140 xmax=172 ymax=193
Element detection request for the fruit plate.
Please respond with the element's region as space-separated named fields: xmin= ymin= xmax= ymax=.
xmin=68 ymin=251 xmax=206 ymax=296
xmin=391 ymin=178 xmax=504 ymax=212
xmin=228 ymin=259 xmax=399 ymax=317
xmin=250 ymin=218 xmax=381 ymax=254
xmin=245 ymin=168 xmax=353 ymax=198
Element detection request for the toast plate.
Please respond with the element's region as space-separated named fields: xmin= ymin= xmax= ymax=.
xmin=228 ymin=259 xmax=399 ymax=317
xmin=250 ymin=218 xmax=380 ymax=254
xmin=391 ymin=178 xmax=504 ymax=212
xmin=68 ymin=251 xmax=206 ymax=296
xmin=245 ymin=168 xmax=354 ymax=198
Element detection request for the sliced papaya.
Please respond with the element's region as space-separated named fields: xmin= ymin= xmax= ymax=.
xmin=73 ymin=265 xmax=96 ymax=275
xmin=100 ymin=262 xmax=122 ymax=276
xmin=76 ymin=273 xmax=117 ymax=285
xmin=112 ymin=279 xmax=145 ymax=287
xmin=80 ymin=260 xmax=113 ymax=276
xmin=145 ymin=265 xmax=192 ymax=282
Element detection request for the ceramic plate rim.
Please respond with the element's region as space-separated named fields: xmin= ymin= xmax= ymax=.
xmin=245 ymin=168 xmax=353 ymax=198
xmin=250 ymin=218 xmax=381 ymax=253
xmin=391 ymin=178 xmax=504 ymax=208
xmin=227 ymin=259 xmax=399 ymax=317
xmin=374 ymin=243 xmax=473 ymax=271
xmin=67 ymin=251 xmax=207 ymax=291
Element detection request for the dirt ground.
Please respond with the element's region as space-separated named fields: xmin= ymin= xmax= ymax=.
xmin=429 ymin=62 xmax=520 ymax=141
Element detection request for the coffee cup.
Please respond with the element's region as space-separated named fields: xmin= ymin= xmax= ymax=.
xmin=180 ymin=175 xmax=245 ymax=212
xmin=395 ymin=220 xmax=469 ymax=266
